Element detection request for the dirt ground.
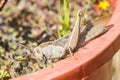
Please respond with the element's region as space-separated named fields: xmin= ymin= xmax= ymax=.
xmin=112 ymin=50 xmax=120 ymax=80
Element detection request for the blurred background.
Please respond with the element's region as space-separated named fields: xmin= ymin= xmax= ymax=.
xmin=0 ymin=0 xmax=119 ymax=80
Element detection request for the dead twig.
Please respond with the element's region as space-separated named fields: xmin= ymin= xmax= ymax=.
xmin=0 ymin=0 xmax=8 ymax=11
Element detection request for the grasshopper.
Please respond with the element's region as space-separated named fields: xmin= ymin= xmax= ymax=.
xmin=34 ymin=9 xmax=111 ymax=66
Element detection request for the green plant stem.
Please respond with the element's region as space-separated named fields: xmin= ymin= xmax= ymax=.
xmin=58 ymin=0 xmax=70 ymax=37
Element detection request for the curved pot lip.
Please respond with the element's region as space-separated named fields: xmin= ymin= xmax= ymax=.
xmin=12 ymin=0 xmax=120 ymax=80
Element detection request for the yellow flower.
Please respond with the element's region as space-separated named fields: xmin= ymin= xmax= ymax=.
xmin=98 ymin=0 xmax=110 ymax=10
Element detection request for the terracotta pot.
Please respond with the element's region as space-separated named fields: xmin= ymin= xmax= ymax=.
xmin=11 ymin=0 xmax=120 ymax=80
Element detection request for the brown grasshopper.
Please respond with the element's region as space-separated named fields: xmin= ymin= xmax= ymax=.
xmin=33 ymin=9 xmax=111 ymax=65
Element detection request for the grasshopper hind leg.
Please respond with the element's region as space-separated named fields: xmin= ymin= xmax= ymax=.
xmin=67 ymin=47 xmax=77 ymax=60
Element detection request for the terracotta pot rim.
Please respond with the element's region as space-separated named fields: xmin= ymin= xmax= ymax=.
xmin=12 ymin=0 xmax=120 ymax=80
